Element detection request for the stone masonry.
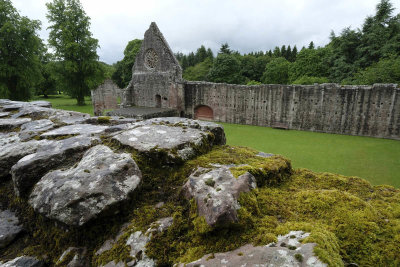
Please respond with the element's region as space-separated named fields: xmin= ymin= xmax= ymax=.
xmin=105 ymin=22 xmax=400 ymax=140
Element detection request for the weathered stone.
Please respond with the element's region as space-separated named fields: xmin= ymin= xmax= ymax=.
xmin=147 ymin=117 xmax=226 ymax=145
xmin=0 ymin=210 xmax=23 ymax=248
xmin=183 ymin=167 xmax=256 ymax=227
xmin=257 ymin=151 xmax=274 ymax=158
xmin=182 ymin=231 xmax=326 ymax=267
xmin=0 ymin=132 xmax=19 ymax=147
xmin=41 ymin=124 xmax=108 ymax=138
xmin=12 ymin=136 xmax=96 ymax=197
xmin=0 ymin=112 xmax=10 ymax=118
xmin=0 ymin=139 xmax=52 ymax=180
xmin=11 ymin=106 xmax=56 ymax=120
xmin=57 ymin=247 xmax=89 ymax=267
xmin=29 ymin=145 xmax=141 ymax=226
xmin=0 ymin=100 xmax=51 ymax=112
xmin=91 ymin=79 xmax=122 ymax=116
xmin=49 ymin=110 xmax=91 ymax=125
xmin=0 ymin=118 xmax=31 ymax=130
xmin=30 ymin=100 xmax=52 ymax=108
xmin=0 ymin=256 xmax=44 ymax=267
xmin=112 ymin=124 xmax=211 ymax=162
xmin=20 ymin=119 xmax=54 ymax=133
xmin=98 ymin=217 xmax=173 ymax=267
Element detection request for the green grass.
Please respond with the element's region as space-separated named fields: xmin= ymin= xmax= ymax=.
xmin=220 ymin=122 xmax=400 ymax=188
xmin=32 ymin=94 xmax=94 ymax=115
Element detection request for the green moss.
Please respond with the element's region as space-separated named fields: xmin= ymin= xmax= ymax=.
xmin=97 ymin=116 xmax=111 ymax=124
xmin=295 ymin=253 xmax=303 ymax=262
xmin=204 ymin=178 xmax=215 ymax=187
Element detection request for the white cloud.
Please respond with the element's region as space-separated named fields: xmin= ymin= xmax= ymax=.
xmin=11 ymin=0 xmax=400 ymax=64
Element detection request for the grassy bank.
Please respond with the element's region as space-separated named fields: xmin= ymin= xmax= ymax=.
xmin=221 ymin=122 xmax=400 ymax=188
xmin=32 ymin=94 xmax=94 ymax=115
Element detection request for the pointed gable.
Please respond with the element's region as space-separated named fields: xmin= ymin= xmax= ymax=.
xmin=133 ymin=22 xmax=182 ymax=77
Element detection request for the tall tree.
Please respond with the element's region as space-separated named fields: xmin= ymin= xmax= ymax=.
xmin=46 ymin=0 xmax=103 ymax=105
xmin=219 ymin=43 xmax=232 ymax=54
xmin=207 ymin=54 xmax=244 ymax=84
xmin=0 ymin=0 xmax=42 ymax=100
xmin=308 ymin=41 xmax=315 ymax=49
xmin=112 ymin=39 xmax=142 ymax=88
xmin=261 ymin=57 xmax=290 ymax=84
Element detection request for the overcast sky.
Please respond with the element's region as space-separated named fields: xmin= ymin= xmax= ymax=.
xmin=12 ymin=0 xmax=400 ymax=64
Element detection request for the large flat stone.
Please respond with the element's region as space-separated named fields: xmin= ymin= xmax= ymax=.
xmin=183 ymin=167 xmax=256 ymax=227
xmin=29 ymin=145 xmax=141 ymax=226
xmin=0 ymin=210 xmax=24 ymax=249
xmin=49 ymin=110 xmax=91 ymax=124
xmin=148 ymin=117 xmax=226 ymax=145
xmin=112 ymin=124 xmax=212 ymax=162
xmin=182 ymin=231 xmax=326 ymax=267
xmin=41 ymin=124 xmax=108 ymax=138
xmin=12 ymin=136 xmax=96 ymax=197
xmin=0 ymin=256 xmax=44 ymax=267
xmin=0 ymin=139 xmax=52 ymax=180
xmin=0 ymin=118 xmax=31 ymax=130
xmin=11 ymin=106 xmax=56 ymax=120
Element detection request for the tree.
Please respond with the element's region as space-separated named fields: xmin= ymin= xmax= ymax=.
xmin=219 ymin=43 xmax=232 ymax=54
xmin=183 ymin=57 xmax=213 ymax=81
xmin=207 ymin=54 xmax=244 ymax=84
xmin=288 ymin=47 xmax=331 ymax=82
xmin=46 ymin=0 xmax=103 ymax=105
xmin=112 ymin=39 xmax=142 ymax=88
xmin=0 ymin=0 xmax=42 ymax=100
xmin=36 ymin=50 xmax=59 ymax=98
xmin=261 ymin=57 xmax=290 ymax=84
xmin=308 ymin=41 xmax=315 ymax=49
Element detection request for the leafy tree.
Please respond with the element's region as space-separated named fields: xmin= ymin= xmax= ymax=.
xmin=208 ymin=54 xmax=245 ymax=84
xmin=273 ymin=46 xmax=281 ymax=57
xmin=183 ymin=57 xmax=213 ymax=81
xmin=289 ymin=47 xmax=331 ymax=82
xmin=346 ymin=56 xmax=400 ymax=84
xmin=247 ymin=80 xmax=262 ymax=85
xmin=112 ymin=39 xmax=142 ymax=88
xmin=261 ymin=57 xmax=290 ymax=84
xmin=36 ymin=50 xmax=59 ymax=98
xmin=0 ymin=0 xmax=42 ymax=100
xmin=46 ymin=0 xmax=103 ymax=105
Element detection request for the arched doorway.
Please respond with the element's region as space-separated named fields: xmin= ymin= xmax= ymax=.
xmin=194 ymin=105 xmax=213 ymax=121
xmin=155 ymin=94 xmax=161 ymax=108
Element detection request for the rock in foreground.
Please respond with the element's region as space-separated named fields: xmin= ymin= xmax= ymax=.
xmin=0 ymin=210 xmax=23 ymax=249
xmin=183 ymin=231 xmax=326 ymax=267
xmin=183 ymin=167 xmax=257 ymax=227
xmin=29 ymin=145 xmax=142 ymax=226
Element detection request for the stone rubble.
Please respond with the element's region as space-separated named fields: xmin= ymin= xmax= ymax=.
xmin=0 ymin=210 xmax=24 ymax=249
xmin=29 ymin=145 xmax=142 ymax=226
xmin=182 ymin=231 xmax=327 ymax=267
xmin=182 ymin=167 xmax=257 ymax=227
xmin=11 ymin=136 xmax=97 ymax=197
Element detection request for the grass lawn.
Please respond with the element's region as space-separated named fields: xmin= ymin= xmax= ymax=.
xmin=29 ymin=95 xmax=400 ymax=188
xmin=221 ymin=122 xmax=400 ymax=188
xmin=32 ymin=94 xmax=94 ymax=115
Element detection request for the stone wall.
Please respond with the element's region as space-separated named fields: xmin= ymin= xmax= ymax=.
xmin=122 ymin=22 xmax=185 ymax=112
xmin=184 ymin=82 xmax=400 ymax=140
xmin=91 ymin=79 xmax=122 ymax=116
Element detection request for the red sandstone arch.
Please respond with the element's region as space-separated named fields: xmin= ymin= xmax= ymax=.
xmin=194 ymin=105 xmax=213 ymax=121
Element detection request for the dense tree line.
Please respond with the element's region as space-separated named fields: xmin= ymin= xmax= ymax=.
xmin=176 ymin=0 xmax=400 ymax=86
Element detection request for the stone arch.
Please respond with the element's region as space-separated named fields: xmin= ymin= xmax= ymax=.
xmin=194 ymin=105 xmax=213 ymax=121
xmin=155 ymin=94 xmax=161 ymax=108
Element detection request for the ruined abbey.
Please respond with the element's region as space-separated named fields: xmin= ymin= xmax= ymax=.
xmin=93 ymin=22 xmax=400 ymax=140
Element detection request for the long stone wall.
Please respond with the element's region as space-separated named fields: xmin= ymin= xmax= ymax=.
xmin=184 ymin=82 xmax=400 ymax=140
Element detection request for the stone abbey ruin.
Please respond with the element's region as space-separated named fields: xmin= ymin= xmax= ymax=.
xmin=93 ymin=22 xmax=400 ymax=140
xmin=1 ymin=22 xmax=400 ymax=267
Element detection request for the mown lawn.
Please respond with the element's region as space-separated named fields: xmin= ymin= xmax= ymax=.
xmin=220 ymin=122 xmax=400 ymax=188
xmin=30 ymin=95 xmax=400 ymax=188
xmin=32 ymin=94 xmax=94 ymax=115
